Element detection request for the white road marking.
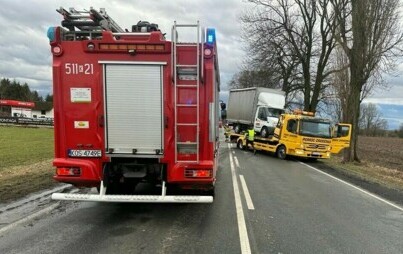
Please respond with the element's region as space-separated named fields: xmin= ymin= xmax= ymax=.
xmin=228 ymin=144 xmax=251 ymax=254
xmin=0 ymin=202 xmax=60 ymax=235
xmin=232 ymin=151 xmax=235 ymax=154
xmin=300 ymin=162 xmax=403 ymax=212
xmin=234 ymin=156 xmax=240 ymax=168
xmin=239 ymin=175 xmax=255 ymax=210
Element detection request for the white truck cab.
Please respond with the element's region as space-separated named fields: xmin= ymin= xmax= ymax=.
xmin=254 ymin=106 xmax=285 ymax=137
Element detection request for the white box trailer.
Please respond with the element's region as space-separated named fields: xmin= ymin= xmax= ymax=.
xmin=226 ymin=87 xmax=285 ymax=137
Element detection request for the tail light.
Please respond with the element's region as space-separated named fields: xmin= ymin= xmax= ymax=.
xmin=185 ymin=169 xmax=212 ymax=178
xmin=56 ymin=167 xmax=81 ymax=176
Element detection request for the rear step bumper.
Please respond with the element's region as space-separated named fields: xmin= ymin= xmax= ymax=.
xmin=51 ymin=193 xmax=213 ymax=203
xmin=51 ymin=181 xmax=213 ymax=203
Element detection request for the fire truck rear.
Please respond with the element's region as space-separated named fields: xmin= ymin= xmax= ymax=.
xmin=47 ymin=7 xmax=220 ymax=203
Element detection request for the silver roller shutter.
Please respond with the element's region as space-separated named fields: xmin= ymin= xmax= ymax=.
xmin=103 ymin=63 xmax=164 ymax=156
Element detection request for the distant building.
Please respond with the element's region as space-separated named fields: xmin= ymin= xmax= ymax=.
xmin=32 ymin=101 xmax=54 ymax=119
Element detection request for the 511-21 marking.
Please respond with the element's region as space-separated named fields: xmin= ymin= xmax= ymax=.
xmin=65 ymin=63 xmax=94 ymax=75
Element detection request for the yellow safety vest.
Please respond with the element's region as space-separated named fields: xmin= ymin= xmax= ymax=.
xmin=248 ymin=129 xmax=255 ymax=141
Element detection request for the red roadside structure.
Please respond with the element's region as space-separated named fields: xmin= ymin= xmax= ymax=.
xmin=0 ymin=100 xmax=35 ymax=108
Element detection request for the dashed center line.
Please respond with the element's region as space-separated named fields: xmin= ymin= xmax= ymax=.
xmin=239 ymin=175 xmax=255 ymax=210
xmin=234 ymin=156 xmax=240 ymax=167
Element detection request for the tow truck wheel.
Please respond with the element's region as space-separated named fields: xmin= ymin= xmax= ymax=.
xmin=276 ymin=145 xmax=286 ymax=160
xmin=234 ymin=124 xmax=241 ymax=134
xmin=261 ymin=127 xmax=269 ymax=138
xmin=237 ymin=140 xmax=245 ymax=150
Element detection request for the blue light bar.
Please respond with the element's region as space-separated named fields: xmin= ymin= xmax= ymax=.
xmin=206 ymin=28 xmax=216 ymax=44
xmin=47 ymin=27 xmax=56 ymax=42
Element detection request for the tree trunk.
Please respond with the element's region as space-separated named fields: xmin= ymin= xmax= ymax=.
xmin=342 ymin=0 xmax=367 ymax=163
xmin=342 ymin=64 xmax=362 ymax=162
xmin=303 ymin=71 xmax=311 ymax=111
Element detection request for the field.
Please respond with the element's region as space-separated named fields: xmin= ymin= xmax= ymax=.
xmin=0 ymin=126 xmax=54 ymax=169
xmin=357 ymin=136 xmax=403 ymax=172
xmin=0 ymin=126 xmax=56 ymax=203
xmin=325 ymin=136 xmax=403 ymax=191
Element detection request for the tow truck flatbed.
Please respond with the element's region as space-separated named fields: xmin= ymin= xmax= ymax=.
xmin=223 ymin=110 xmax=352 ymax=160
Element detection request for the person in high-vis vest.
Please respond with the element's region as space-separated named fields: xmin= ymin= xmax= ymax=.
xmin=246 ymin=125 xmax=256 ymax=155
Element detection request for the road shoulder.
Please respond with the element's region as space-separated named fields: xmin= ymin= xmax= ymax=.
xmin=305 ymin=160 xmax=403 ymax=207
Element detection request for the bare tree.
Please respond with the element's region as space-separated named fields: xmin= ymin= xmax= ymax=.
xmin=324 ymin=45 xmax=350 ymax=123
xmin=228 ymin=69 xmax=279 ymax=89
xmin=398 ymin=123 xmax=403 ymax=138
xmin=236 ymin=9 xmax=301 ymax=105
xmin=327 ymin=46 xmax=386 ymax=124
xmin=359 ymin=103 xmax=388 ymax=136
xmin=241 ymin=0 xmax=338 ymax=112
xmin=331 ymin=0 xmax=403 ymax=161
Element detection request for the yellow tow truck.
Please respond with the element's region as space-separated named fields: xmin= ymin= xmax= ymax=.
xmin=226 ymin=110 xmax=351 ymax=160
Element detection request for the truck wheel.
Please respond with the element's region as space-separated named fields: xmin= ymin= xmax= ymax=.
xmin=261 ymin=127 xmax=269 ymax=138
xmin=234 ymin=124 xmax=241 ymax=134
xmin=276 ymin=145 xmax=286 ymax=160
xmin=237 ymin=140 xmax=245 ymax=150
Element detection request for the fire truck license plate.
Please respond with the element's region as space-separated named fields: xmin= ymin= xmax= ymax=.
xmin=68 ymin=150 xmax=102 ymax=157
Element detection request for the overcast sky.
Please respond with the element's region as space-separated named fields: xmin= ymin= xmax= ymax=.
xmin=0 ymin=0 xmax=248 ymax=97
xmin=0 ymin=0 xmax=402 ymax=127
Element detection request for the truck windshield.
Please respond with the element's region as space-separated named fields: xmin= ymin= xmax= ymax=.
xmin=299 ymin=120 xmax=331 ymax=138
xmin=266 ymin=108 xmax=285 ymax=118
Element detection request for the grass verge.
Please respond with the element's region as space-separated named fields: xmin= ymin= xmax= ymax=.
xmin=0 ymin=126 xmax=56 ymax=203
xmin=0 ymin=160 xmax=58 ymax=203
xmin=322 ymin=155 xmax=403 ymax=191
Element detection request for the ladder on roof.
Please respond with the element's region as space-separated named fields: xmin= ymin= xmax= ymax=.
xmin=57 ymin=7 xmax=124 ymax=32
xmin=172 ymin=21 xmax=202 ymax=163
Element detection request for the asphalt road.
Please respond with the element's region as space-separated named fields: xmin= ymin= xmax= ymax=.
xmin=0 ymin=141 xmax=402 ymax=253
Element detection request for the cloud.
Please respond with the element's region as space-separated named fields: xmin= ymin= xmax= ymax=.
xmin=362 ymin=62 xmax=403 ymax=106
xmin=382 ymin=117 xmax=403 ymax=130
xmin=368 ymin=104 xmax=403 ymax=129
xmin=364 ymin=81 xmax=403 ymax=105
xmin=364 ymin=98 xmax=403 ymax=105
xmin=0 ymin=0 xmax=248 ymax=96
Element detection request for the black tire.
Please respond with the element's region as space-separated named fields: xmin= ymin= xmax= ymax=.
xmin=261 ymin=127 xmax=269 ymax=138
xmin=276 ymin=145 xmax=286 ymax=160
xmin=234 ymin=124 xmax=241 ymax=134
xmin=237 ymin=139 xmax=246 ymax=150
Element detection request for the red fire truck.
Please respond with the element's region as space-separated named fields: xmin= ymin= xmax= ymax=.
xmin=48 ymin=7 xmax=220 ymax=203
